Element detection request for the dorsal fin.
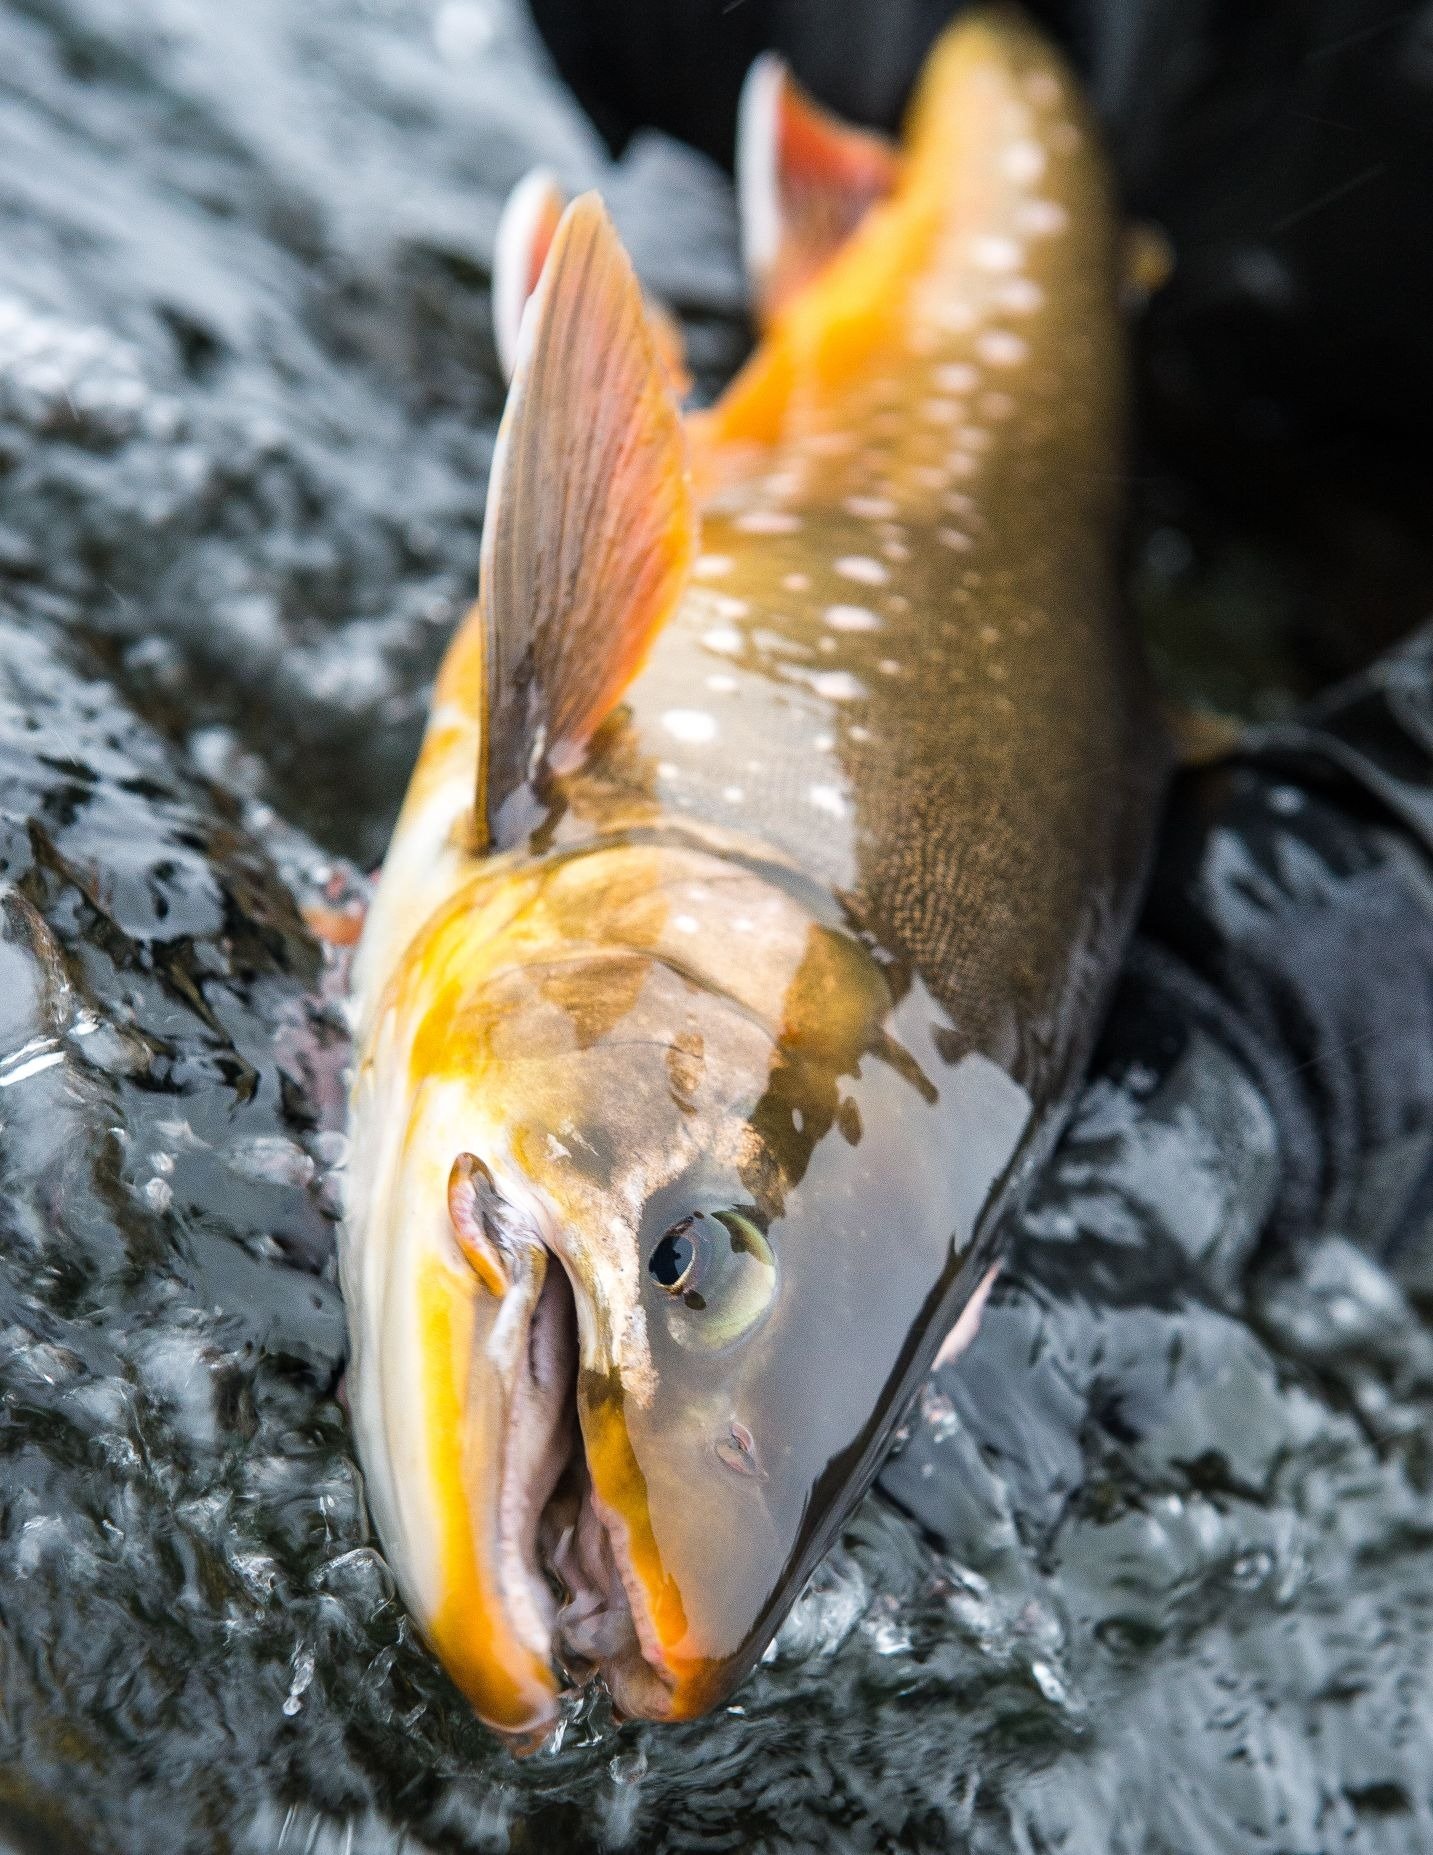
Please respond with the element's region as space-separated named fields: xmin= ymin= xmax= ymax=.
xmin=737 ymin=54 xmax=899 ymax=328
xmin=478 ymin=192 xmax=696 ymax=848
xmin=493 ymin=171 xmax=692 ymax=397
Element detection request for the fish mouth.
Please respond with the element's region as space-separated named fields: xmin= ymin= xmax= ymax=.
xmin=479 ymin=1235 xmax=678 ymax=1733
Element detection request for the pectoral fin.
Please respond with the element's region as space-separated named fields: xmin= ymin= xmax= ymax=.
xmin=494 ymin=172 xmax=691 ymax=396
xmin=478 ymin=193 xmax=696 ymax=847
xmin=492 ymin=168 xmax=567 ymax=381
xmin=737 ymin=54 xmax=899 ymax=327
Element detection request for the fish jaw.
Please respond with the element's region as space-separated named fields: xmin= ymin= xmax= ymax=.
xmin=343 ymin=1053 xmax=695 ymax=1737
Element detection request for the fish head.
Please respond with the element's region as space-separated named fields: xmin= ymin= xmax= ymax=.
xmin=347 ymin=842 xmax=1031 ymax=1736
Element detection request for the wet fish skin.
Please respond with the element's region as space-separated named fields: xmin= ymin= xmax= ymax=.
xmin=343 ymin=7 xmax=1166 ymax=1738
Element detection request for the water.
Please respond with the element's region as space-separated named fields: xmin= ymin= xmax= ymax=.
xmin=0 ymin=2 xmax=1428 ymax=1850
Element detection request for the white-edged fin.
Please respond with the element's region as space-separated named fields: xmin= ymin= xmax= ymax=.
xmin=495 ymin=169 xmax=691 ymax=396
xmin=737 ymin=53 xmax=899 ymax=327
xmin=478 ymin=192 xmax=697 ymax=848
xmin=493 ymin=168 xmax=567 ymax=381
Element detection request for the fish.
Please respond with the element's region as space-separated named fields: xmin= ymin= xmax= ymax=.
xmin=341 ymin=6 xmax=1166 ymax=1742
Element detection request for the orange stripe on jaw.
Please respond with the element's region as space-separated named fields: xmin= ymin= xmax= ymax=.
xmin=418 ymin=1254 xmax=558 ymax=1734
xmin=581 ymin=1381 xmax=725 ymax=1721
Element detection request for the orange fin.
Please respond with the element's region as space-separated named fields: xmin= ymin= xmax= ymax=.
xmin=737 ymin=53 xmax=899 ymax=328
xmin=478 ymin=192 xmax=696 ymax=847
xmin=493 ymin=171 xmax=691 ymax=397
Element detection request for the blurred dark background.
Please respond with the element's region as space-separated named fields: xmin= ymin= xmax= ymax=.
xmin=529 ymin=0 xmax=1433 ymax=699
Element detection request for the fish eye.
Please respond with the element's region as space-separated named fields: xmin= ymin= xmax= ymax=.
xmin=647 ymin=1207 xmax=776 ymax=1347
xmin=649 ymin=1217 xmax=701 ymax=1293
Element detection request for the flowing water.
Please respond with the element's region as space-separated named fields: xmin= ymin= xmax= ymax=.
xmin=0 ymin=2 xmax=1429 ymax=1850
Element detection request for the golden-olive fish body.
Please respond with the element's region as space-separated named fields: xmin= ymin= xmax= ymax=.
xmin=344 ymin=8 xmax=1165 ymax=1740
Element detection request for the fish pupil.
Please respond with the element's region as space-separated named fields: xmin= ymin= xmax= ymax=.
xmin=649 ymin=1221 xmax=698 ymax=1290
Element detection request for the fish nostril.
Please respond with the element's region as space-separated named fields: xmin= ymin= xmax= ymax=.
xmin=716 ymin=1419 xmax=764 ymax=1479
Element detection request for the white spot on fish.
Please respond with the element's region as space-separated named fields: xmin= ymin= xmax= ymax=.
xmin=657 ymin=760 xmax=679 ymax=779
xmin=972 ymin=235 xmax=1023 ymax=272
xmin=979 ymin=390 xmax=1016 ymax=419
xmin=722 ymin=784 xmax=744 ymax=803
xmin=811 ymin=670 xmax=865 ymax=702
xmin=705 ymin=672 xmax=737 ymax=693
xmin=814 ymin=731 xmax=835 ymax=752
xmin=701 ymin=626 xmax=742 ymax=655
xmin=694 ymin=553 xmax=732 ymax=578
xmin=845 ymin=495 xmax=897 ymax=520
xmin=710 ymin=593 xmax=749 ymax=620
xmin=938 ymin=528 xmax=973 ymax=551
xmin=1019 ymin=199 xmax=1069 ymax=237
xmin=1000 ymin=277 xmax=1044 ymax=315
xmin=977 ymin=329 xmax=1028 ymax=367
xmin=733 ymin=917 xmax=755 ymax=934
xmin=661 ymin=709 xmax=718 ymax=744
xmin=835 ymin=556 xmax=888 ymax=586
xmin=882 ymin=540 xmax=910 ymax=562
xmin=935 ymin=362 xmax=978 ymax=393
xmin=849 ymin=724 xmax=872 ymax=743
xmin=782 ymin=571 xmax=811 ymax=592
xmin=804 ymin=431 xmax=856 ymax=456
xmin=672 ymin=914 xmax=700 ymax=934
xmin=1025 ymin=70 xmax=1062 ymax=107
xmin=1003 ymin=139 xmax=1047 ymax=184
xmin=878 ymin=658 xmax=902 ymax=676
xmin=922 ymin=398 xmax=960 ymax=424
xmin=807 ymin=783 xmax=848 ymax=819
xmin=546 ymin=1134 xmax=571 ymax=1160
xmin=736 ymin=510 xmax=801 ymax=534
xmin=823 ymin=612 xmax=878 ymax=641
xmin=936 ymin=302 xmax=978 ymax=334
